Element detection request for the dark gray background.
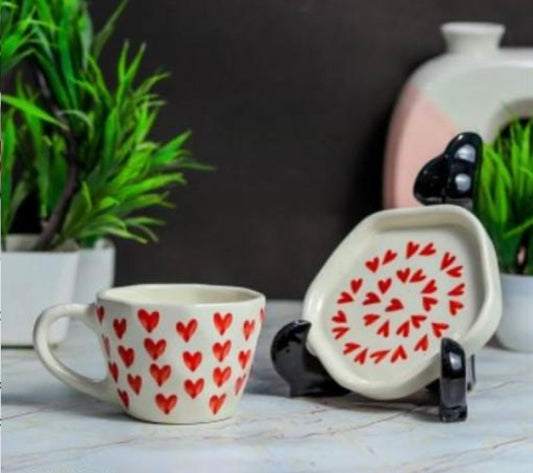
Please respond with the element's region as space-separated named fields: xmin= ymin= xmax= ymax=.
xmin=91 ymin=0 xmax=532 ymax=298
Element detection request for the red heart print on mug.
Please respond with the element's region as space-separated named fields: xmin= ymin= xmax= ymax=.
xmin=213 ymin=366 xmax=232 ymax=387
xmin=183 ymin=351 xmax=203 ymax=372
xmin=138 ymin=309 xmax=160 ymax=333
xmin=176 ymin=319 xmax=198 ymax=342
xmin=96 ymin=306 xmax=105 ymax=324
xmin=234 ymin=375 xmax=246 ymax=395
xmin=238 ymin=350 xmax=251 ymax=370
xmin=212 ymin=340 xmax=232 ymax=362
xmin=184 ymin=379 xmax=205 ymax=399
xmin=108 ymin=362 xmax=119 ymax=382
xmin=150 ymin=363 xmax=171 ymax=387
xmin=118 ymin=345 xmax=135 ymax=368
xmin=102 ymin=335 xmax=111 ymax=358
xmin=144 ymin=338 xmax=166 ymax=361
xmin=117 ymin=389 xmax=129 ymax=408
xmin=243 ymin=319 xmax=256 ymax=341
xmin=127 ymin=374 xmax=143 ymax=395
xmin=209 ymin=394 xmax=227 ymax=415
xmin=213 ymin=312 xmax=233 ymax=335
xmin=113 ymin=319 xmax=127 ymax=339
xmin=155 ymin=394 xmax=178 ymax=415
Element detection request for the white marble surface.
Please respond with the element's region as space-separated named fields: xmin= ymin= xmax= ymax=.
xmin=2 ymin=301 xmax=533 ymax=473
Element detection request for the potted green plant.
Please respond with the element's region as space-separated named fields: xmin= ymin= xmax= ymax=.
xmin=474 ymin=119 xmax=533 ymax=351
xmin=1 ymin=0 xmax=210 ymax=345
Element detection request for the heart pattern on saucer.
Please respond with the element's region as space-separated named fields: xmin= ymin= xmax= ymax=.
xmin=330 ymin=240 xmax=466 ymax=365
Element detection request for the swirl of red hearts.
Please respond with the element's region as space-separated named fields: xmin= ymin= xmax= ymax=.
xmin=330 ymin=240 xmax=466 ymax=365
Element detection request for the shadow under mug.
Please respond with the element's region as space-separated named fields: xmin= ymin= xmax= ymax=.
xmin=33 ymin=284 xmax=266 ymax=424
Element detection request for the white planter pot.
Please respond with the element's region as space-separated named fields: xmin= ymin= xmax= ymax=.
xmin=2 ymin=235 xmax=79 ymax=346
xmin=73 ymin=239 xmax=115 ymax=303
xmin=496 ymin=273 xmax=533 ymax=352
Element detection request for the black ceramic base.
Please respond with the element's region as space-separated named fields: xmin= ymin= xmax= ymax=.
xmin=271 ymin=322 xmax=469 ymax=422
xmin=439 ymin=338 xmax=468 ymax=422
xmin=270 ymin=320 xmax=349 ymax=397
xmin=413 ymin=132 xmax=483 ymax=209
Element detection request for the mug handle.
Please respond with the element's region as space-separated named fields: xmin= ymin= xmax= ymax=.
xmin=33 ymin=303 xmax=118 ymax=404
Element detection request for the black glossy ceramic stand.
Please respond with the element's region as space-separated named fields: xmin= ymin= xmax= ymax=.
xmin=271 ymin=320 xmax=469 ymax=422
xmin=270 ymin=320 xmax=349 ymax=397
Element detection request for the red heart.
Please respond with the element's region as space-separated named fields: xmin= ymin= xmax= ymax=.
xmin=176 ymin=319 xmax=198 ymax=342
xmin=382 ymin=249 xmax=397 ymax=264
xmin=213 ymin=366 xmax=232 ymax=387
xmin=150 ymin=363 xmax=172 ymax=387
xmin=370 ymin=349 xmax=389 ymax=364
xmin=422 ymin=297 xmax=438 ymax=312
xmin=420 ymin=242 xmax=436 ymax=256
xmin=213 ymin=340 xmax=232 ymax=362
xmin=410 ymin=269 xmax=426 ymax=283
xmin=127 ymin=374 xmax=142 ymax=395
xmin=414 ymin=334 xmax=429 ymax=352
xmin=113 ymin=319 xmax=127 ymax=339
xmin=337 ymin=291 xmax=354 ymax=304
xmin=449 ymin=300 xmax=464 ymax=316
xmin=411 ymin=314 xmax=427 ymax=328
xmin=363 ymin=292 xmax=381 ymax=305
xmin=406 ymin=241 xmax=420 ymax=258
xmin=117 ymin=389 xmax=129 ymax=408
xmin=432 ymin=322 xmax=449 ymax=338
xmin=235 ymin=375 xmax=247 ymax=395
xmin=343 ymin=342 xmax=360 ymax=354
xmin=332 ymin=310 xmax=347 ymax=324
xmin=440 ymin=251 xmax=456 ymax=270
xmin=155 ymin=393 xmax=178 ymax=415
xmin=184 ymin=378 xmax=205 ymax=399
xmin=448 ymin=283 xmax=465 ymax=297
xmin=447 ymin=266 xmax=463 ymax=278
xmin=377 ymin=321 xmax=390 ymax=338
xmin=209 ymin=394 xmax=227 ymax=415
xmin=378 ymin=278 xmax=392 ymax=294
xmin=354 ymin=348 xmax=368 ymax=364
xmin=365 ymin=257 xmax=380 ymax=273
xmin=422 ymin=279 xmax=437 ymax=294
xmin=102 ymin=335 xmax=111 ymax=358
xmin=96 ymin=306 xmax=105 ymax=324
xmin=144 ymin=338 xmax=166 ymax=361
xmin=350 ymin=278 xmax=363 ymax=294
xmin=386 ymin=298 xmax=404 ymax=312
xmin=118 ymin=346 xmax=135 ymax=368
xmin=108 ymin=362 xmax=119 ymax=382
xmin=397 ymin=268 xmax=411 ymax=283
xmin=213 ymin=312 xmax=233 ymax=335
xmin=183 ymin=351 xmax=203 ymax=372
xmin=243 ymin=319 xmax=256 ymax=341
xmin=363 ymin=313 xmax=380 ymax=326
xmin=391 ymin=345 xmax=407 ymax=363
xmin=332 ymin=326 xmax=349 ymax=340
xmin=238 ymin=349 xmax=251 ymax=370
xmin=138 ymin=309 xmax=160 ymax=333
xmin=396 ymin=321 xmax=410 ymax=337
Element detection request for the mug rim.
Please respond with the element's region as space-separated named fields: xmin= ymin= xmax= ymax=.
xmin=97 ymin=283 xmax=265 ymax=308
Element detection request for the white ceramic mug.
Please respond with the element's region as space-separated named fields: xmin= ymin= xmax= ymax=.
xmin=34 ymin=284 xmax=266 ymax=424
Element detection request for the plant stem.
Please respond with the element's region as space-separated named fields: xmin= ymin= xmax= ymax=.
xmin=31 ymin=68 xmax=81 ymax=251
xmin=32 ymin=148 xmax=80 ymax=251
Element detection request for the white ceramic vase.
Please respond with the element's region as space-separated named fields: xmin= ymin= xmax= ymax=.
xmin=496 ymin=274 xmax=533 ymax=352
xmin=73 ymin=239 xmax=116 ymax=303
xmin=2 ymin=235 xmax=79 ymax=346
